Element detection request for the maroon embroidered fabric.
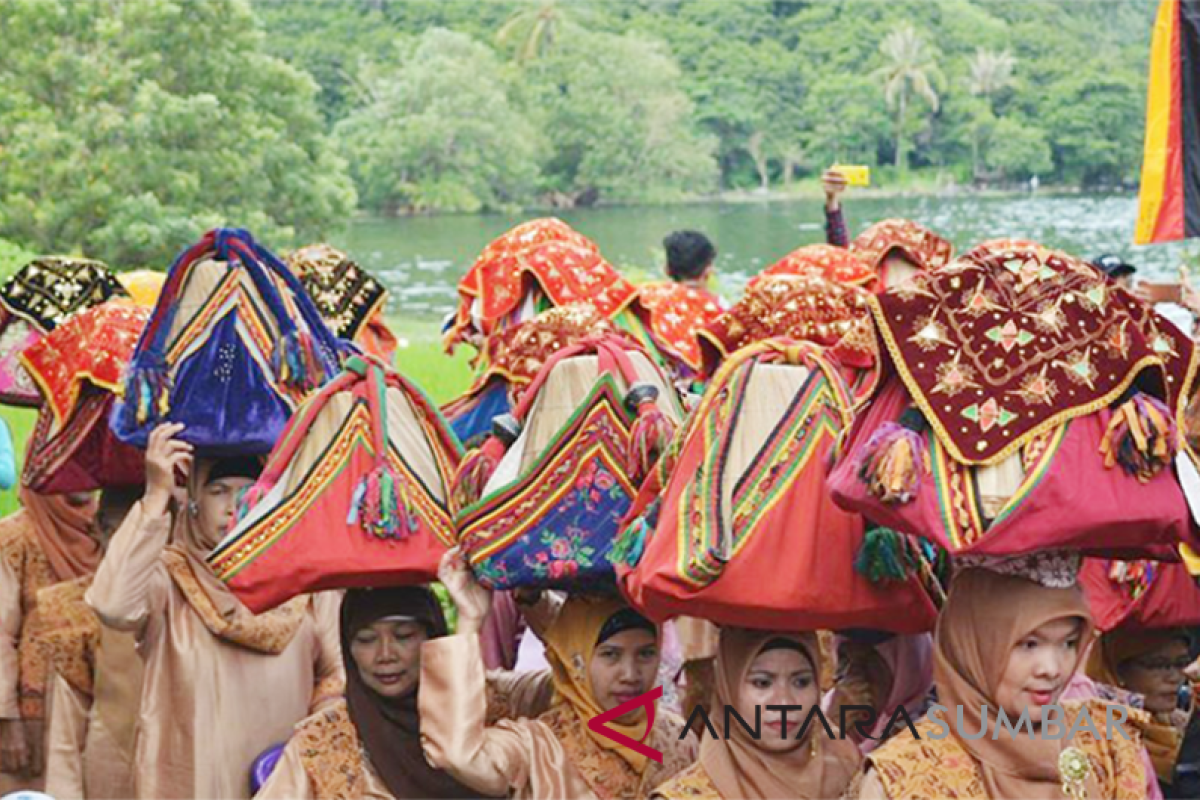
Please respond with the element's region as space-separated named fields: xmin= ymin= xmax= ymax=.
xmin=871 ymin=241 xmax=1197 ymax=464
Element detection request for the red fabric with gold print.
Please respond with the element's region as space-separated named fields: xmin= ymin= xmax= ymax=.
xmin=631 ymin=282 xmax=723 ymax=372
xmin=849 ymin=218 xmax=954 ymax=276
xmin=753 ymin=244 xmax=875 ymax=288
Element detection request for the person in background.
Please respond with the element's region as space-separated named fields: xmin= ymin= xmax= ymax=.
xmin=663 ymin=231 xmax=719 ymax=298
xmin=0 ymin=481 xmax=99 ymax=794
xmin=822 ymin=168 xmax=852 ymax=247
xmin=86 ymin=423 xmax=343 ymax=799
xmin=1093 ymin=253 xmax=1138 ymax=290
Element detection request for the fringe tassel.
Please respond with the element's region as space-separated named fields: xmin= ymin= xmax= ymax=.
xmin=356 ymin=462 xmax=416 ymax=539
xmin=857 ymin=421 xmax=925 ymax=504
xmin=626 ymin=386 xmax=675 ymax=483
xmin=128 ymin=357 xmax=172 ymax=426
xmin=275 ymin=330 xmax=327 ymax=394
xmin=1101 ymin=392 xmax=1178 ymax=482
xmin=452 ymin=436 xmax=506 ymax=510
xmin=854 ymin=526 xmax=915 ymax=583
xmin=608 ymin=499 xmax=660 ymax=568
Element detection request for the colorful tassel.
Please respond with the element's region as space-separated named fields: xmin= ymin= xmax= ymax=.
xmin=854 ymin=526 xmax=914 ymax=583
xmin=452 ymin=436 xmax=506 ymax=510
xmin=275 ymin=329 xmax=328 ymax=393
xmin=127 ymin=356 xmax=172 ymax=426
xmin=356 ymin=462 xmax=416 ymax=540
xmin=608 ymin=500 xmax=660 ymax=568
xmin=857 ymin=420 xmax=925 ymax=504
xmin=626 ymin=386 xmax=675 ymax=483
xmin=1100 ymin=392 xmax=1178 ymax=482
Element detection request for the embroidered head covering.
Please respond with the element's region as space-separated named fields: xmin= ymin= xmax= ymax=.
xmin=341 ymin=587 xmax=486 ymax=799
xmin=286 ymin=244 xmax=389 ymax=344
xmin=701 ymin=628 xmax=862 ymax=800
xmin=17 ymin=488 xmax=101 ymax=581
xmin=539 ymin=595 xmax=660 ymax=775
xmin=754 ymin=244 xmax=875 ymax=288
xmin=162 ymin=458 xmax=306 ymax=654
xmin=933 ymin=567 xmax=1099 ymax=800
xmin=850 ymin=219 xmax=954 ymax=279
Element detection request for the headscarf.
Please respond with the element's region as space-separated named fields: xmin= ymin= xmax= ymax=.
xmin=935 ymin=568 xmax=1098 ymax=800
xmin=849 ymin=218 xmax=954 ymax=275
xmin=539 ymin=595 xmax=660 ymax=776
xmin=864 ymin=633 xmax=934 ymax=752
xmin=1086 ymin=627 xmax=1190 ymax=781
xmin=161 ymin=458 xmax=305 ymax=654
xmin=18 ymin=487 xmax=101 ymax=581
xmin=341 ymin=587 xmax=486 ymax=799
xmin=702 ymin=628 xmax=862 ymax=800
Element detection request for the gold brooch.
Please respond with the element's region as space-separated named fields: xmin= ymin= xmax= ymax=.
xmin=1058 ymin=746 xmax=1090 ymax=799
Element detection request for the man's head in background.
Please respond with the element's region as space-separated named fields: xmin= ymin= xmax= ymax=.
xmin=664 ymin=230 xmax=717 ymax=287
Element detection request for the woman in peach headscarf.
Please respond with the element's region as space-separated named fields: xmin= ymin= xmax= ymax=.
xmin=859 ymin=565 xmax=1149 ymax=799
xmin=0 ymin=486 xmax=100 ymax=792
xmin=421 ymin=549 xmax=696 ymax=800
xmin=652 ymin=627 xmax=861 ymax=800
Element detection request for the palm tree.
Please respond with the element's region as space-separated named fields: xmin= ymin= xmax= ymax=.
xmin=496 ymin=0 xmax=569 ymax=65
xmin=968 ymin=48 xmax=1016 ymax=103
xmin=873 ymin=25 xmax=942 ymax=173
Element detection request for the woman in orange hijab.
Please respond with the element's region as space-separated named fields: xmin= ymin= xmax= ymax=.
xmin=0 ymin=486 xmax=100 ymax=792
xmin=859 ymin=563 xmax=1149 ymax=799
xmin=653 ymin=627 xmax=861 ymax=800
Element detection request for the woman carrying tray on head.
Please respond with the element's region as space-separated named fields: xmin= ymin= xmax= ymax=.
xmin=857 ymin=559 xmax=1149 ymax=800
xmin=421 ymin=549 xmax=697 ymax=800
xmin=87 ymin=424 xmax=343 ymax=799
xmin=257 ymin=585 xmax=556 ymax=800
xmin=652 ymin=627 xmax=862 ymax=800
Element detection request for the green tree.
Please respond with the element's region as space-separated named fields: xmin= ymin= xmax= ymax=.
xmin=874 ymin=24 xmax=942 ymax=174
xmin=0 ymin=0 xmax=355 ymax=268
xmin=496 ymin=0 xmax=578 ymax=64
xmin=968 ymin=48 xmax=1016 ymax=101
xmin=985 ymin=116 xmax=1052 ymax=179
xmin=336 ymin=28 xmax=541 ymax=214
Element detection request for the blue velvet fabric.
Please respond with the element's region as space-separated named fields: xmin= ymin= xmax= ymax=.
xmin=112 ymin=313 xmax=294 ymax=456
xmin=449 ymin=382 xmax=511 ymax=443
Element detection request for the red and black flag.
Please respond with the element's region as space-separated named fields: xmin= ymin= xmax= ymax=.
xmin=1137 ymin=0 xmax=1200 ymax=243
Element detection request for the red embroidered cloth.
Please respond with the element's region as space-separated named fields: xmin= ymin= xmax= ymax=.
xmin=1080 ymin=559 xmax=1200 ymax=631
xmin=21 ymin=301 xmax=148 ymax=423
xmin=753 ymin=244 xmax=875 ymax=288
xmin=871 ymin=242 xmax=1197 ymax=464
xmin=850 ymin=218 xmax=954 ymax=273
xmin=631 ymin=282 xmax=723 ymax=371
xmin=699 ymin=275 xmax=874 ymax=375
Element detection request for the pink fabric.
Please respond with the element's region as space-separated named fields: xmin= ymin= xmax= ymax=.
xmin=481 ymin=592 xmax=525 ymax=671
xmin=863 ymin=633 xmax=934 ymax=753
xmin=1061 ymin=673 xmax=1164 ymax=800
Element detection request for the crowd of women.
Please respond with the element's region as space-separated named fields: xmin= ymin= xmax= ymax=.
xmin=0 ymin=171 xmax=1199 ymax=800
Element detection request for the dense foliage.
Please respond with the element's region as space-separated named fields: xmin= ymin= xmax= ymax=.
xmin=0 ymin=0 xmax=1157 ymax=259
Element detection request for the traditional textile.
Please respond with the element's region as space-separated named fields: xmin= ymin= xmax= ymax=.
xmin=630 ymin=283 xmax=723 ymax=373
xmin=1 ymin=511 xmax=61 ymax=721
xmin=210 ymin=358 xmax=460 ymax=613
xmin=84 ymin=500 xmax=344 ymax=800
xmin=111 ymin=228 xmax=344 ymax=456
xmin=697 ymin=275 xmax=875 ymax=376
xmin=21 ymin=301 xmax=149 ymax=492
xmin=288 ymin=244 xmax=389 ymax=342
xmin=1080 ymin=559 xmax=1200 ymax=631
xmin=447 ymin=218 xmax=602 ymax=349
xmin=866 ymin=699 xmax=1148 ymax=800
xmin=753 ymin=244 xmax=875 ymax=288
xmin=0 ymin=256 xmax=127 ymax=407
xmin=30 ymin=577 xmax=99 ymax=698
xmin=849 ymin=218 xmax=954 ymax=275
xmin=419 ymin=629 xmax=696 ymax=800
xmin=870 ymin=242 xmax=1196 ymax=465
xmin=456 ymin=336 xmax=681 ymax=591
xmin=618 ymin=340 xmax=939 ymax=632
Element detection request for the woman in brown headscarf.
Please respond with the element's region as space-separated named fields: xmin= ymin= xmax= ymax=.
xmin=0 ymin=480 xmax=99 ymax=793
xmin=859 ymin=566 xmax=1149 ymax=799
xmin=421 ymin=548 xmax=697 ymax=800
xmin=257 ymin=585 xmax=555 ymax=800
xmin=86 ymin=423 xmax=344 ymax=799
xmin=1086 ymin=627 xmax=1196 ymax=797
xmin=654 ymin=627 xmax=861 ymax=800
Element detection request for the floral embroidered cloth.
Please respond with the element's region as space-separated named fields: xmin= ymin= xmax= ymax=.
xmin=287 ymin=244 xmax=388 ymax=343
xmin=753 ymin=244 xmax=875 ymax=288
xmin=850 ymin=218 xmax=954 ymax=273
xmin=631 ymin=283 xmax=723 ymax=372
xmin=871 ymin=241 xmax=1197 ymax=465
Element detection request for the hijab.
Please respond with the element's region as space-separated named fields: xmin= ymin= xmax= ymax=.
xmin=161 ymin=457 xmax=305 ymax=653
xmin=538 ymin=595 xmax=660 ymax=783
xmin=935 ymin=568 xmax=1098 ymax=800
xmin=865 ymin=633 xmax=934 ymax=752
xmin=701 ymin=628 xmax=862 ymax=800
xmin=341 ymin=587 xmax=486 ymax=799
xmin=18 ymin=487 xmax=101 ymax=581
xmin=1086 ymin=626 xmax=1190 ymax=782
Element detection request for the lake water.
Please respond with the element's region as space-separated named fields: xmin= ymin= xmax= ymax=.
xmin=339 ymin=193 xmax=1195 ymax=320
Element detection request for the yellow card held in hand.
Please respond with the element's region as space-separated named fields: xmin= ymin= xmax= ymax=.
xmin=831 ymin=165 xmax=870 ymax=187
